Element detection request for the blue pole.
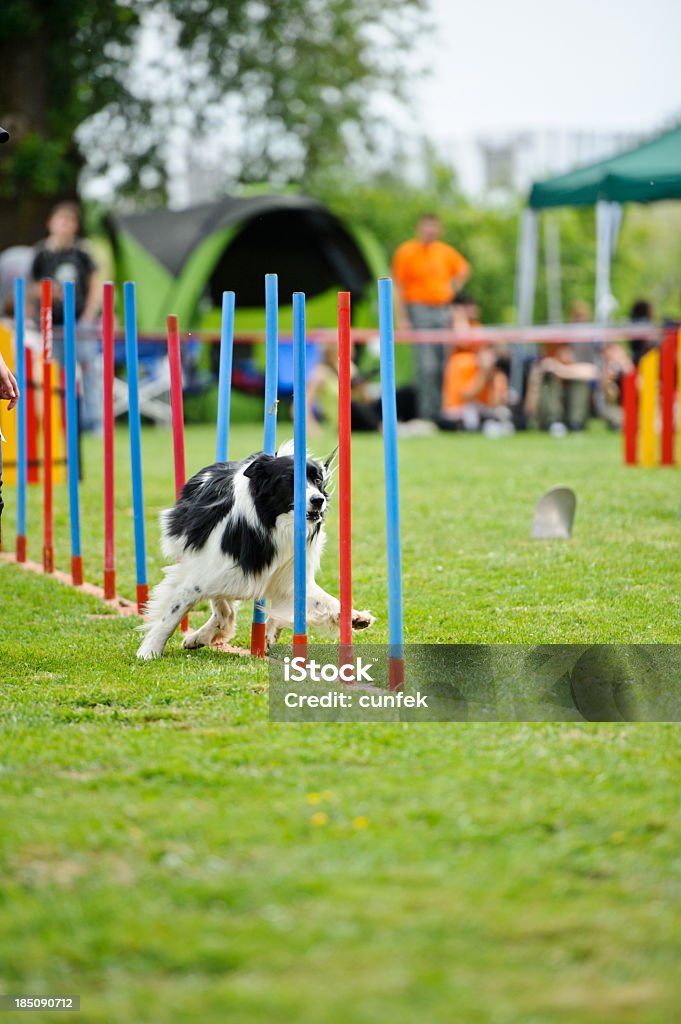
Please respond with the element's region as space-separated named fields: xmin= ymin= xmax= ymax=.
xmin=251 ymin=274 xmax=279 ymax=654
xmin=63 ymin=282 xmax=83 ymax=584
xmin=123 ymin=281 xmax=148 ymax=613
xmin=215 ymin=290 xmax=235 ymax=462
xmin=292 ymin=291 xmax=307 ymax=648
xmin=378 ymin=278 xmax=405 ymax=689
xmin=13 ymin=278 xmax=27 ymax=560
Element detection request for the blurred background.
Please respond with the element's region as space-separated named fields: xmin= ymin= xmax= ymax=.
xmin=1 ymin=0 xmax=679 ymax=329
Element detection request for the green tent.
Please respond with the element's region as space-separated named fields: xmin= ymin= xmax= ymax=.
xmin=106 ymin=194 xmax=387 ymax=333
xmin=529 ymin=123 xmax=681 ymax=209
xmin=516 ymin=123 xmax=681 ymax=334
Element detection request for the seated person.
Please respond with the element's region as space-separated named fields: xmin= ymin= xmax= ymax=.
xmin=524 ymin=301 xmax=598 ymax=431
xmin=440 ymin=296 xmax=510 ymax=431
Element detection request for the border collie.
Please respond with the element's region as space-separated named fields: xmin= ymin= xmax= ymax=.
xmin=137 ymin=445 xmax=375 ymax=659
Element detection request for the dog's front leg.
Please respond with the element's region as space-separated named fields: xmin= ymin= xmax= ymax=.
xmin=307 ymin=582 xmax=375 ymax=633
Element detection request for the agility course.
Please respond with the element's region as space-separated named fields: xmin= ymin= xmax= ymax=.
xmin=4 ymin=272 xmax=405 ymax=686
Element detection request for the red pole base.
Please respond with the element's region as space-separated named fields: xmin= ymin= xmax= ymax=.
xmin=103 ymin=567 xmax=116 ymax=601
xmin=16 ymin=535 xmax=27 ymax=563
xmin=251 ymin=620 xmax=267 ymax=657
xmin=43 ymin=545 xmax=54 ymax=574
xmin=71 ymin=554 xmax=83 ymax=586
xmin=181 ymin=615 xmax=189 ymax=633
xmin=136 ymin=583 xmax=149 ymax=616
xmin=389 ymin=657 xmax=405 ymax=692
xmin=292 ymin=634 xmax=307 ymax=661
xmin=339 ymin=642 xmax=355 ymax=680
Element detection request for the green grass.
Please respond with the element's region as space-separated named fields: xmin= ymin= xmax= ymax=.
xmin=1 ymin=425 xmax=680 ymax=1023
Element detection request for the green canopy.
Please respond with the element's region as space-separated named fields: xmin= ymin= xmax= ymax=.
xmin=529 ymin=123 xmax=681 ymax=209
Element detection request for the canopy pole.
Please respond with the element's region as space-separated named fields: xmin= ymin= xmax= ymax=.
xmin=595 ymin=200 xmax=616 ymax=323
xmin=512 ymin=208 xmax=538 ymax=396
xmin=543 ymin=214 xmax=562 ymax=323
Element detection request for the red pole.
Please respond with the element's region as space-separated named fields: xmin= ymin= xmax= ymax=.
xmin=40 ymin=279 xmax=54 ymax=573
xmin=337 ymin=292 xmax=353 ymax=671
xmin=167 ymin=315 xmax=189 ymax=632
xmin=660 ymin=331 xmax=675 ymax=466
xmin=102 ymin=283 xmax=116 ymax=599
xmin=622 ymin=368 xmax=638 ymax=466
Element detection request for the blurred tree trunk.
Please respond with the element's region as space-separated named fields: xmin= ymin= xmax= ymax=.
xmin=0 ymin=5 xmax=78 ymax=246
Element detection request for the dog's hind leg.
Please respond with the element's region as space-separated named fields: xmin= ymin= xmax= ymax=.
xmin=137 ymin=569 xmax=202 ymax=660
xmin=182 ymin=597 xmax=237 ymax=650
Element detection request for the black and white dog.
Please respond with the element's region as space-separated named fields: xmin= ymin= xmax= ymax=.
xmin=137 ymin=444 xmax=374 ymax=659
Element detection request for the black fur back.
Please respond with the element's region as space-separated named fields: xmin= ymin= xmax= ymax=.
xmin=164 ymin=452 xmax=328 ymax=578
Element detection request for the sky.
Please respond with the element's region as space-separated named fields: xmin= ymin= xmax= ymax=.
xmin=411 ymin=0 xmax=681 ymax=138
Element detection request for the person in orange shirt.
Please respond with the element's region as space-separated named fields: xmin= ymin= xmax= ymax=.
xmin=392 ymin=213 xmax=470 ymax=421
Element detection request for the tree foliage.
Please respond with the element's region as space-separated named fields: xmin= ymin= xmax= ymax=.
xmin=0 ymin=0 xmax=427 ymax=223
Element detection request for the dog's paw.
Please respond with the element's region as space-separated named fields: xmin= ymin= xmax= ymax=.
xmin=137 ymin=639 xmax=163 ymax=660
xmin=181 ymin=630 xmax=208 ymax=650
xmin=352 ymin=609 xmax=375 ymax=630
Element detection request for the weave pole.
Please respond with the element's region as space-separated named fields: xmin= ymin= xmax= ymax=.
xmin=40 ymin=278 xmax=54 ymax=574
xmin=14 ymin=278 xmax=27 ymax=562
xmin=251 ymin=273 xmax=279 ymax=656
xmin=678 ymin=328 xmax=681 ymax=467
xmin=292 ymin=291 xmax=307 ymax=657
xmin=167 ymin=313 xmax=188 ymax=632
xmin=102 ymin=282 xmax=116 ymax=599
xmin=660 ymin=333 xmax=676 ymax=466
xmin=216 ymin=291 xmax=235 ymax=462
xmin=639 ymin=349 xmax=659 ymax=467
xmin=378 ymin=278 xmax=405 ymax=691
xmin=123 ymin=282 xmax=148 ymax=614
xmin=63 ymin=282 xmax=83 ymax=585
xmin=337 ymin=291 xmax=353 ymax=668
xmin=622 ymin=369 xmax=638 ymax=466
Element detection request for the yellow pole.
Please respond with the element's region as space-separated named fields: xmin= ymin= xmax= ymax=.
xmin=639 ymin=348 xmax=659 ymax=467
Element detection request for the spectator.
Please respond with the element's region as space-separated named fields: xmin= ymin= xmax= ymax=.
xmin=629 ymin=299 xmax=655 ymax=366
xmin=440 ymin=295 xmax=511 ymax=432
xmin=392 ymin=214 xmax=470 ymax=422
xmin=524 ymin=301 xmax=597 ymax=433
xmin=30 ymin=201 xmax=102 ymax=433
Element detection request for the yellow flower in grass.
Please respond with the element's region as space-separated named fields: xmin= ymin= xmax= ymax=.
xmin=352 ymin=816 xmax=370 ymax=830
xmin=310 ymin=811 xmax=329 ymax=827
xmin=306 ymin=792 xmax=322 ymax=805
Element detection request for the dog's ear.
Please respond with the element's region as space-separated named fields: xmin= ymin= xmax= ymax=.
xmin=244 ymin=454 xmax=275 ymax=479
xmin=324 ymin=447 xmax=338 ymax=472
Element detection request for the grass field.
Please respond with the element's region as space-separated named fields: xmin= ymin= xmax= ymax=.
xmin=1 ymin=424 xmax=680 ymax=1022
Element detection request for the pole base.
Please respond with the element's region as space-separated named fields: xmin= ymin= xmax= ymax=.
xmin=389 ymin=657 xmax=405 ymax=692
xmin=292 ymin=633 xmax=307 ymax=661
xmin=136 ymin=582 xmax=148 ymax=616
xmin=339 ymin=642 xmax=355 ymax=679
xmin=43 ymin=545 xmax=54 ymax=574
xmin=71 ymin=554 xmax=83 ymax=586
xmin=16 ymin=535 xmax=26 ymax=563
xmin=181 ymin=615 xmax=189 ymax=633
xmin=251 ymin=620 xmax=267 ymax=657
xmin=103 ymin=567 xmax=116 ymax=601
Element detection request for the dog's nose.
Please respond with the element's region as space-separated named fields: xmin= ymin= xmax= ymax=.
xmin=310 ymin=495 xmax=324 ymax=509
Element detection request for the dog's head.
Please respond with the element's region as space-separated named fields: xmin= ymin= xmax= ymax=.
xmin=244 ymin=447 xmax=334 ymax=529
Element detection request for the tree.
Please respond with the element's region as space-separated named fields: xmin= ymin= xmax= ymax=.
xmin=0 ymin=0 xmax=427 ymax=244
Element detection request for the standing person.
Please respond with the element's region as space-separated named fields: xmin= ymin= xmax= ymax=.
xmin=0 ymin=350 xmax=20 ymax=546
xmin=392 ymin=213 xmax=470 ymax=422
xmin=30 ymin=201 xmax=102 ymax=433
